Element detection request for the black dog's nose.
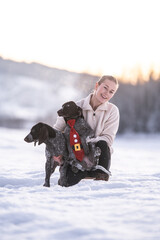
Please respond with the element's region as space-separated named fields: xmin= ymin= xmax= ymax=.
xmin=24 ymin=136 xmax=28 ymax=142
xmin=24 ymin=134 xmax=32 ymax=142
xmin=57 ymin=109 xmax=63 ymax=116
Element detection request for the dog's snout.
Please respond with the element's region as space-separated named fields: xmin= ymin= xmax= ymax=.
xmin=57 ymin=109 xmax=63 ymax=116
xmin=24 ymin=136 xmax=28 ymax=142
xmin=24 ymin=133 xmax=33 ymax=143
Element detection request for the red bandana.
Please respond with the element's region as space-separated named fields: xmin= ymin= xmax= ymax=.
xmin=67 ymin=119 xmax=84 ymax=162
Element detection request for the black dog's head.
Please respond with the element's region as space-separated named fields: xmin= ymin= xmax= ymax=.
xmin=57 ymin=101 xmax=83 ymax=122
xmin=24 ymin=122 xmax=56 ymax=145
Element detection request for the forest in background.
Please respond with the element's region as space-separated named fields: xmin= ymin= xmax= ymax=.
xmin=110 ymin=73 xmax=160 ymax=133
xmin=0 ymin=57 xmax=160 ymax=134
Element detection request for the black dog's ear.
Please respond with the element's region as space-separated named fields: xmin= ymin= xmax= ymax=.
xmin=38 ymin=125 xmax=49 ymax=145
xmin=77 ymin=106 xmax=84 ymax=118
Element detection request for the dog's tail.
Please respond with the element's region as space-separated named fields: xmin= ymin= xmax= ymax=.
xmin=92 ymin=165 xmax=112 ymax=176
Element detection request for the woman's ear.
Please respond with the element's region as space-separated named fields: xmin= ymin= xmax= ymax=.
xmin=95 ymin=82 xmax=99 ymax=90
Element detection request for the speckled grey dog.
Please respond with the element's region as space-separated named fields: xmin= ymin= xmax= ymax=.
xmin=57 ymin=101 xmax=101 ymax=173
xmin=24 ymin=122 xmax=68 ymax=187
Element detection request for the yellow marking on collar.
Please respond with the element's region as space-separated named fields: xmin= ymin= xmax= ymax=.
xmin=74 ymin=143 xmax=81 ymax=151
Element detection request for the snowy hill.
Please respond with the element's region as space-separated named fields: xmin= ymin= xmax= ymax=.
xmin=0 ymin=72 xmax=80 ymax=128
xmin=0 ymin=57 xmax=98 ymax=128
xmin=1 ymin=57 xmax=160 ymax=133
xmin=0 ymin=127 xmax=160 ymax=240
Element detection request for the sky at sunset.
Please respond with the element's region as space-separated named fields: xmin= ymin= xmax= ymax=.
xmin=0 ymin=0 xmax=160 ymax=81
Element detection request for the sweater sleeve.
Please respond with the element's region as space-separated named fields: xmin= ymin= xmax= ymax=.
xmin=88 ymin=106 xmax=120 ymax=151
xmin=102 ymin=106 xmax=119 ymax=146
xmin=53 ymin=116 xmax=66 ymax=132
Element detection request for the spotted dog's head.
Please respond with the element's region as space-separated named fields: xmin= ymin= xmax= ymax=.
xmin=57 ymin=101 xmax=83 ymax=122
xmin=24 ymin=122 xmax=56 ymax=145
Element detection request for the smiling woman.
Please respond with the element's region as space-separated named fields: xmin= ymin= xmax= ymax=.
xmin=54 ymin=75 xmax=120 ymax=186
xmin=91 ymin=76 xmax=119 ymax=110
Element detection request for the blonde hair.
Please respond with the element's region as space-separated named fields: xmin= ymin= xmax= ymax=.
xmin=98 ymin=75 xmax=119 ymax=88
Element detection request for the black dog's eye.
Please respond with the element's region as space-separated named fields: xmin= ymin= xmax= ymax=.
xmin=63 ymin=104 xmax=70 ymax=110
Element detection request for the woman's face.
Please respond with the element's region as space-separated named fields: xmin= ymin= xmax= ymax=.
xmin=94 ymin=79 xmax=118 ymax=104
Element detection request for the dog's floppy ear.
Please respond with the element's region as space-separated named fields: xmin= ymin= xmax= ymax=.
xmin=38 ymin=125 xmax=49 ymax=145
xmin=77 ymin=106 xmax=84 ymax=118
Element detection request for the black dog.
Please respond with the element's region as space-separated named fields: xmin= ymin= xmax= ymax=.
xmin=24 ymin=122 xmax=68 ymax=187
xmin=57 ymin=101 xmax=101 ymax=173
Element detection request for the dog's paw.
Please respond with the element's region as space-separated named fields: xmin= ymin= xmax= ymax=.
xmin=58 ymin=178 xmax=68 ymax=187
xmin=94 ymin=147 xmax=101 ymax=157
xmin=43 ymin=182 xmax=50 ymax=187
xmin=86 ymin=136 xmax=91 ymax=143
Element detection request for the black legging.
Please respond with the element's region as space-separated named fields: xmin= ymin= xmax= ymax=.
xmin=96 ymin=140 xmax=111 ymax=170
xmin=62 ymin=140 xmax=111 ymax=187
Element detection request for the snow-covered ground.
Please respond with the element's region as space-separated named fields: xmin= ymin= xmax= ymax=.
xmin=0 ymin=127 xmax=160 ymax=240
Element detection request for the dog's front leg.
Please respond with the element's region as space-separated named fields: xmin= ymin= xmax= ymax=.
xmin=88 ymin=142 xmax=101 ymax=166
xmin=58 ymin=158 xmax=69 ymax=187
xmin=43 ymin=154 xmax=52 ymax=187
xmin=81 ymin=137 xmax=90 ymax=155
xmin=51 ymin=161 xmax=59 ymax=175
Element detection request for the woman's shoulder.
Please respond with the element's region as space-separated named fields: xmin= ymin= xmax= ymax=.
xmin=76 ymin=98 xmax=84 ymax=107
xmin=107 ymin=102 xmax=119 ymax=116
xmin=76 ymin=94 xmax=92 ymax=110
xmin=100 ymin=102 xmax=119 ymax=117
xmin=107 ymin=101 xmax=119 ymax=110
xmin=98 ymin=101 xmax=119 ymax=112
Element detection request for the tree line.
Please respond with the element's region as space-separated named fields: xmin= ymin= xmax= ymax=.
xmin=111 ymin=74 xmax=160 ymax=133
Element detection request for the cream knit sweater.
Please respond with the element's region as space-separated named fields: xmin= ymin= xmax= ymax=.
xmin=54 ymin=94 xmax=120 ymax=153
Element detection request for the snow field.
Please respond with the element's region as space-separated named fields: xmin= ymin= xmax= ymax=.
xmin=0 ymin=128 xmax=160 ymax=240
